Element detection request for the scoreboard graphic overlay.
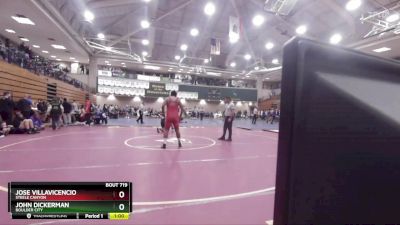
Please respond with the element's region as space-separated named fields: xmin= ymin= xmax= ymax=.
xmin=8 ymin=182 xmax=132 ymax=220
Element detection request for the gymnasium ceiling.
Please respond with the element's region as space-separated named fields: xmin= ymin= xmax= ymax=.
xmin=0 ymin=0 xmax=399 ymax=82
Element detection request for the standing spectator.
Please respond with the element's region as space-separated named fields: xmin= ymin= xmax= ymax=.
xmin=80 ymin=64 xmax=85 ymax=74
xmin=269 ymin=108 xmax=277 ymax=124
xmin=218 ymin=97 xmax=235 ymax=141
xmin=136 ymin=108 xmax=144 ymax=124
xmin=71 ymin=100 xmax=79 ymax=123
xmin=48 ymin=97 xmax=63 ymax=130
xmin=84 ymin=98 xmax=92 ymax=125
xmin=200 ymin=109 xmax=204 ymax=121
xmin=252 ymin=107 xmax=258 ymax=125
xmin=62 ymin=98 xmax=72 ymax=125
xmin=0 ymin=92 xmax=15 ymax=125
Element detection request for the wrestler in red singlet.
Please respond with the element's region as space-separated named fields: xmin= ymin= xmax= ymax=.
xmin=161 ymin=91 xmax=185 ymax=149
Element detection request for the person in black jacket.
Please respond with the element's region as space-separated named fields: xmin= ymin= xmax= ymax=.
xmin=62 ymin=98 xmax=72 ymax=125
xmin=136 ymin=108 xmax=144 ymax=124
xmin=16 ymin=95 xmax=32 ymax=119
xmin=49 ymin=97 xmax=63 ymax=130
xmin=0 ymin=92 xmax=15 ymax=125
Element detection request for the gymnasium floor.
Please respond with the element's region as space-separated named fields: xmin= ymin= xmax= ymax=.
xmin=0 ymin=119 xmax=278 ymax=225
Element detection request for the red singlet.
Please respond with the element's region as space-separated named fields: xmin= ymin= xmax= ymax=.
xmin=165 ymin=96 xmax=180 ymax=130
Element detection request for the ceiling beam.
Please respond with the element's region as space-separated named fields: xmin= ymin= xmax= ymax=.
xmin=320 ymin=0 xmax=356 ymax=35
xmin=100 ymin=7 xmax=145 ymax=33
xmin=87 ymin=0 xmax=142 ymax=9
xmin=31 ymin=0 xmax=93 ymax=55
xmin=231 ymin=0 xmax=256 ymax=61
xmin=191 ymin=1 xmax=230 ymax=60
xmin=106 ymin=0 xmax=195 ymax=48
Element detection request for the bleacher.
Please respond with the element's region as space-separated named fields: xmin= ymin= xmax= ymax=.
xmin=0 ymin=60 xmax=86 ymax=104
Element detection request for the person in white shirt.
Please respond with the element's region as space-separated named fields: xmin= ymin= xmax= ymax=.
xmin=252 ymin=107 xmax=258 ymax=124
xmin=218 ymin=97 xmax=235 ymax=141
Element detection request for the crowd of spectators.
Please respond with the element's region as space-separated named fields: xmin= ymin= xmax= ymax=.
xmin=0 ymin=92 xmax=111 ymax=138
xmin=0 ymin=37 xmax=88 ymax=90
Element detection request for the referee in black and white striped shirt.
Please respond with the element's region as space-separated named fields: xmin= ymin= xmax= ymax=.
xmin=218 ymin=96 xmax=235 ymax=141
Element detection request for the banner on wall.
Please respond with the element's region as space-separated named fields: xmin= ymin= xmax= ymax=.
xmin=208 ymin=88 xmax=221 ymax=100
xmin=98 ymin=70 xmax=112 ymax=77
xmin=138 ymin=75 xmax=161 ymax=82
xmin=145 ymin=82 xmax=170 ymax=97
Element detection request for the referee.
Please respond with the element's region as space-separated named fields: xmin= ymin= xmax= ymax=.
xmin=218 ymin=96 xmax=235 ymax=141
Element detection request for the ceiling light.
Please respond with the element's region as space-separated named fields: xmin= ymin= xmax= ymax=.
xmin=140 ymin=20 xmax=150 ymax=29
xmin=56 ymin=59 xmax=61 ymax=61
xmin=105 ymin=46 xmax=112 ymax=51
xmin=296 ymin=25 xmax=307 ymax=35
xmin=97 ymin=33 xmax=105 ymax=39
xmin=19 ymin=37 xmax=29 ymax=42
xmin=144 ymin=65 xmax=160 ymax=70
xmin=190 ymin=28 xmax=199 ymax=36
xmin=330 ymin=33 xmax=342 ymax=44
xmin=252 ymin=14 xmax=265 ymax=27
xmin=50 ymin=55 xmax=56 ymax=58
xmin=265 ymin=42 xmax=274 ymax=50
xmin=230 ymin=62 xmax=236 ymax=67
xmin=42 ymin=50 xmax=49 ymax=54
xmin=142 ymin=51 xmax=148 ymax=56
xmin=175 ymin=55 xmax=181 ymax=60
xmin=142 ymin=39 xmax=149 ymax=45
xmin=204 ymin=2 xmax=216 ymax=16
xmin=180 ymin=44 xmax=188 ymax=51
xmin=386 ymin=13 xmax=400 ymax=23
xmin=5 ymin=29 xmax=15 ymax=33
xmin=157 ymin=97 xmax=164 ymax=103
xmin=244 ymin=54 xmax=251 ymax=60
xmin=121 ymin=62 xmax=125 ymax=65
xmin=69 ymin=57 xmax=75 ymax=60
xmin=84 ymin=10 xmax=94 ymax=22
xmin=143 ymin=0 xmax=151 ymax=2
xmin=51 ymin=44 xmax=66 ymax=50
xmin=266 ymin=77 xmax=270 ymax=80
xmin=345 ymin=0 xmax=362 ymax=11
xmin=229 ymin=36 xmax=239 ymax=44
xmin=11 ymin=15 xmax=35 ymax=25
xmin=373 ymin=47 xmax=391 ymax=53
xmin=32 ymin=45 xmax=40 ymax=48
xmin=272 ymin=58 xmax=279 ymax=64
xmin=204 ymin=58 xmax=209 ymax=63
xmin=105 ymin=61 xmax=109 ymax=63
xmin=254 ymin=66 xmax=259 ymax=70
xmin=74 ymin=60 xmax=79 ymax=63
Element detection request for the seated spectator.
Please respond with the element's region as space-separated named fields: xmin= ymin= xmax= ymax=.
xmin=16 ymin=95 xmax=32 ymax=119
xmin=0 ymin=115 xmax=11 ymax=137
xmin=12 ymin=111 xmax=38 ymax=134
xmin=36 ymin=99 xmax=48 ymax=121
xmin=30 ymin=111 xmax=45 ymax=130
